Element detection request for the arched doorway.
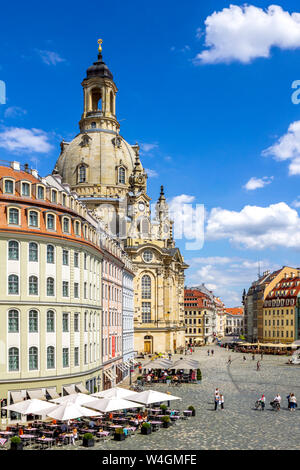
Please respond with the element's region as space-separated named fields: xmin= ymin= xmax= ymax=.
xmin=144 ymin=335 xmax=153 ymax=354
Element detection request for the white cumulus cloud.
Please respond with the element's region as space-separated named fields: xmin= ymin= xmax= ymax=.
xmin=206 ymin=202 xmax=300 ymax=249
xmin=263 ymin=120 xmax=300 ymax=175
xmin=194 ymin=4 xmax=300 ymax=64
xmin=244 ymin=176 xmax=273 ymax=190
xmin=0 ymin=127 xmax=53 ymax=153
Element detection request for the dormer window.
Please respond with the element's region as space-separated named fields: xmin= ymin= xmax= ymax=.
xmin=29 ymin=210 xmax=39 ymax=227
xmin=8 ymin=207 xmax=20 ymax=225
xmin=62 ymin=193 xmax=66 ymax=206
xmin=21 ymin=182 xmax=30 ymax=197
xmin=63 ymin=217 xmax=70 ymax=233
xmin=51 ymin=190 xmax=57 ymax=203
xmin=46 ymin=213 xmax=55 ymax=231
xmin=4 ymin=179 xmax=14 ymax=194
xmin=75 ymin=220 xmax=81 ymax=236
xmin=37 ymin=185 xmax=45 ymax=200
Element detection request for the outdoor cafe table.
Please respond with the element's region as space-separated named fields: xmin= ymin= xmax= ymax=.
xmin=183 ymin=410 xmax=193 ymax=417
xmin=36 ymin=437 xmax=55 ymax=449
xmin=0 ymin=431 xmax=14 ymax=436
xmin=148 ymin=421 xmax=162 ymax=431
xmin=20 ymin=434 xmax=36 ymax=444
xmin=96 ymin=431 xmax=110 ymax=438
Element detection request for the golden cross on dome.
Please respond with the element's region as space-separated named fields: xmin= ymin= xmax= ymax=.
xmin=98 ymin=39 xmax=103 ymax=53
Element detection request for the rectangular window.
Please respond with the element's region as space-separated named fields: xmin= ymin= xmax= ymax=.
xmin=47 ymin=311 xmax=55 ymax=332
xmin=74 ymin=347 xmax=79 ymax=366
xmin=29 ymin=311 xmax=38 ymax=333
xmin=62 ymin=313 xmax=69 ymax=332
xmin=62 ymin=281 xmax=69 ymax=297
xmin=29 ymin=211 xmax=38 ymax=227
xmin=9 ymin=208 xmax=19 ymax=225
xmin=62 ymin=250 xmax=69 ymax=266
xmin=74 ymin=313 xmax=79 ymax=332
xmin=5 ymin=180 xmax=14 ymax=194
xmin=8 ymin=310 xmax=19 ymax=333
xmin=74 ymin=252 xmax=79 ymax=267
xmin=62 ymin=348 xmax=69 ymax=367
xmin=37 ymin=186 xmax=44 ymax=199
xmin=142 ymin=302 xmax=151 ymax=323
xmin=22 ymin=182 xmax=30 ymax=196
xmin=74 ymin=282 xmax=79 ymax=298
xmin=63 ymin=218 xmax=70 ymax=233
xmin=47 ymin=214 xmax=55 ymax=230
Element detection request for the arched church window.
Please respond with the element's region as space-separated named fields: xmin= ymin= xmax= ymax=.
xmin=79 ymin=166 xmax=86 ymax=183
xmin=91 ymin=88 xmax=102 ymax=111
xmin=140 ymin=217 xmax=149 ymax=237
xmin=141 ymin=275 xmax=151 ymax=299
xmin=110 ymin=90 xmax=114 ymax=113
xmin=118 ymin=167 xmax=125 ymax=184
xmin=91 ymin=122 xmax=96 ymax=129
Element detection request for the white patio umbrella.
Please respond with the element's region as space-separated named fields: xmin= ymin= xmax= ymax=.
xmin=47 ymin=401 xmax=99 ymax=421
xmin=86 ymin=397 xmax=142 ymax=413
xmin=50 ymin=393 xmax=97 ymax=406
xmin=91 ymin=387 xmax=136 ymax=399
xmin=3 ymin=399 xmax=57 ymax=415
xmin=128 ymin=390 xmax=181 ymax=405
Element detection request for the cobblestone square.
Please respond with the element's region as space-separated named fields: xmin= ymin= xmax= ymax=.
xmin=87 ymin=345 xmax=300 ymax=451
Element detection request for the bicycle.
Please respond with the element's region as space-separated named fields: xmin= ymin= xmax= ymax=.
xmin=270 ymin=401 xmax=280 ymax=411
xmin=255 ymin=400 xmax=263 ymax=410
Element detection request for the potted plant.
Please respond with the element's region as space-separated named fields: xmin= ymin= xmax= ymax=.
xmin=141 ymin=422 xmax=152 ymax=435
xmin=82 ymin=432 xmax=95 ymax=447
xmin=197 ymin=369 xmax=202 ymax=383
xmin=114 ymin=427 xmax=125 ymax=441
xmin=161 ymin=416 xmax=171 ymax=428
xmin=160 ymin=404 xmax=168 ymax=413
xmin=188 ymin=405 xmax=196 ymax=416
xmin=10 ymin=436 xmax=23 ymax=450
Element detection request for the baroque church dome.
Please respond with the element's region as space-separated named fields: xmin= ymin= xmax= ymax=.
xmin=54 ymin=45 xmax=143 ymax=201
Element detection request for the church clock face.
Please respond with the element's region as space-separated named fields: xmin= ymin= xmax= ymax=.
xmin=138 ymin=202 xmax=145 ymax=212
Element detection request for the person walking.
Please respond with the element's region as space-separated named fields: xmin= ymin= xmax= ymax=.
xmin=289 ymin=393 xmax=297 ymax=411
xmin=214 ymin=389 xmax=220 ymax=411
xmin=256 ymin=361 xmax=261 ymax=371
xmin=252 ymin=353 xmax=255 ymax=361
xmin=260 ymin=351 xmax=264 ymax=360
xmin=207 ymin=350 xmax=210 ymax=356
xmin=211 ymin=349 xmax=214 ymax=356
xmin=243 ymin=355 xmax=246 ymax=362
xmin=219 ymin=394 xmax=224 ymax=410
xmin=227 ymin=355 xmax=232 ymax=365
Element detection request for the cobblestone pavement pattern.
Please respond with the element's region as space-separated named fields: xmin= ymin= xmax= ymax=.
xmin=23 ymin=346 xmax=300 ymax=450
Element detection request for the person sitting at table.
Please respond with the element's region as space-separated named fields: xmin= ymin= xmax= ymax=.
xmin=142 ymin=410 xmax=148 ymax=419
xmin=18 ymin=427 xmax=24 ymax=436
xmin=108 ymin=412 xmax=113 ymax=421
xmin=88 ymin=419 xmax=95 ymax=429
xmin=60 ymin=422 xmax=67 ymax=433
xmin=51 ymin=419 xmax=57 ymax=425
xmin=71 ymin=427 xmax=78 ymax=446
xmin=53 ymin=427 xmax=61 ymax=444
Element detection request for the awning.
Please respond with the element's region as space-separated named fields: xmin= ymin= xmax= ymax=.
xmin=27 ymin=389 xmax=46 ymax=400
xmin=75 ymin=383 xmax=89 ymax=394
xmin=63 ymin=384 xmax=76 ymax=395
xmin=117 ymin=363 xmax=127 ymax=372
xmin=10 ymin=391 xmax=24 ymax=404
xmin=104 ymin=369 xmax=116 ymax=381
xmin=46 ymin=388 xmax=60 ymax=400
xmin=124 ymin=361 xmax=131 ymax=368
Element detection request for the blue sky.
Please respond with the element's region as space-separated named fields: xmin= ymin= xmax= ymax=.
xmin=1 ymin=1 xmax=300 ymax=305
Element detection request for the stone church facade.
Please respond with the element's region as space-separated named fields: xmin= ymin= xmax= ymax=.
xmin=54 ymin=44 xmax=188 ymax=354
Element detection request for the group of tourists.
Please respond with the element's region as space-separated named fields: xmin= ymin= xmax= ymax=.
xmin=214 ymin=388 xmax=224 ymax=410
xmin=256 ymin=393 xmax=297 ymax=411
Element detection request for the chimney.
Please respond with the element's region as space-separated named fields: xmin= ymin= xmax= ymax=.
xmin=31 ymin=169 xmax=38 ymax=178
xmin=10 ymin=161 xmax=20 ymax=171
